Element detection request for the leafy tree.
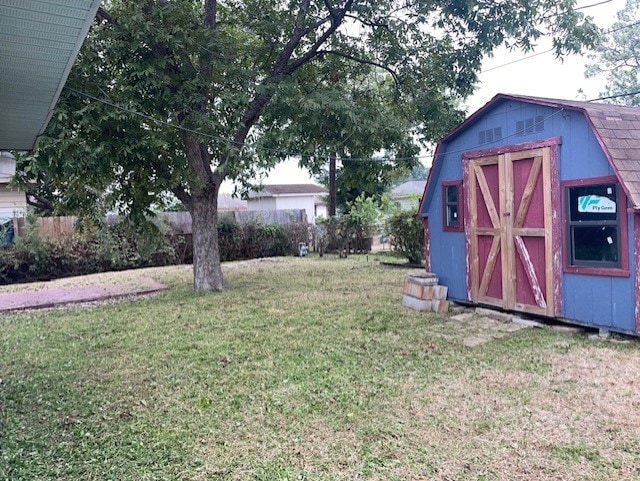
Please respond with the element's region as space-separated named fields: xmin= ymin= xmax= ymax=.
xmin=586 ymin=0 xmax=640 ymax=105
xmin=16 ymin=0 xmax=597 ymax=291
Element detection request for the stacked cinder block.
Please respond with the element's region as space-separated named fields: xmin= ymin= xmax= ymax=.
xmin=402 ymin=271 xmax=449 ymax=313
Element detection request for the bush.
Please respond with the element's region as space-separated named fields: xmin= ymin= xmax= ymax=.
xmin=386 ymin=209 xmax=424 ymax=265
xmin=217 ymin=217 xmax=310 ymax=261
xmin=0 ymin=213 xmax=312 ymax=285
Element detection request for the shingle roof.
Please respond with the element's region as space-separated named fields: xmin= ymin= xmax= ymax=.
xmin=391 ymin=180 xmax=427 ymax=198
xmin=252 ymin=184 xmax=328 ymax=196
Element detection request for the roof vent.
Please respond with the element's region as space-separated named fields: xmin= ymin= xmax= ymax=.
xmin=516 ymin=115 xmax=545 ymax=136
xmin=478 ymin=127 xmax=502 ymax=145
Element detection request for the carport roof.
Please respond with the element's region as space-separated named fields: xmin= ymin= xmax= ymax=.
xmin=0 ymin=0 xmax=101 ymax=151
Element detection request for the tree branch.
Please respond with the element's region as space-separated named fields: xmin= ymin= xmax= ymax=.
xmin=172 ymin=185 xmax=193 ymax=210
xmin=314 ymin=49 xmax=401 ymax=86
xmin=95 ymin=6 xmax=114 ymax=25
xmin=227 ymin=0 xmax=355 ymax=165
xmin=25 ymin=193 xmax=55 ymax=215
xmin=284 ymin=0 xmax=355 ymax=74
xmin=344 ymin=13 xmax=391 ymax=31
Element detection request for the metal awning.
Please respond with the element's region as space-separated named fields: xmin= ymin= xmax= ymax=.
xmin=0 ymin=0 xmax=101 ymax=151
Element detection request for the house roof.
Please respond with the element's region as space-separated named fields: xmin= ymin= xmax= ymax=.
xmin=0 ymin=0 xmax=102 ymax=151
xmin=421 ymin=93 xmax=640 ymax=213
xmin=249 ymin=184 xmax=328 ymax=197
xmin=391 ymin=180 xmax=427 ymax=198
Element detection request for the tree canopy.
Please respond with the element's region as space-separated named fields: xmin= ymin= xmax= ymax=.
xmin=586 ymin=0 xmax=640 ymax=105
xmin=15 ymin=0 xmax=598 ymax=291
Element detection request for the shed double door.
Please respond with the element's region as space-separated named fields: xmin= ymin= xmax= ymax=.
xmin=468 ymin=147 xmax=555 ymax=316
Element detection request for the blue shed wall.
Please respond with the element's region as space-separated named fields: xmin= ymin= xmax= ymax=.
xmin=423 ymin=99 xmax=636 ymax=333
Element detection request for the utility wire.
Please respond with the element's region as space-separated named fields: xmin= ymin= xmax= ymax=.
xmin=65 ymin=86 xmax=421 ymax=162
xmin=588 ymin=89 xmax=640 ymax=101
xmin=482 ymin=17 xmax=640 ymax=74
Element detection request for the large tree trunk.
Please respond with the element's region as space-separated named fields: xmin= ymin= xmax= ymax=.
xmin=190 ymin=188 xmax=226 ymax=292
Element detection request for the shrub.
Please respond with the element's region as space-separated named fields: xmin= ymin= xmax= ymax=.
xmin=386 ymin=209 xmax=424 ymax=264
xmin=0 ymin=213 xmax=312 ymax=285
xmin=217 ymin=217 xmax=310 ymax=261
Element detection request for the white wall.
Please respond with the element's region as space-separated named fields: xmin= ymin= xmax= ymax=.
xmin=0 ymin=183 xmax=27 ymax=223
xmin=315 ymin=203 xmax=328 ymax=220
xmin=246 ymin=196 xmax=277 ymax=212
xmin=274 ymin=195 xmax=317 ymax=224
xmin=247 ymin=194 xmax=325 ymax=223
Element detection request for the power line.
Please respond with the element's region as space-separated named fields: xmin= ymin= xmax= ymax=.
xmin=588 ymin=89 xmax=640 ymax=101
xmin=65 ymin=86 xmax=423 ymax=163
xmin=481 ymin=16 xmax=640 ymax=74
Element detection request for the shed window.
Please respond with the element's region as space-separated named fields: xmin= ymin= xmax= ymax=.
xmin=442 ymin=181 xmax=463 ymax=232
xmin=566 ymin=182 xmax=621 ymax=268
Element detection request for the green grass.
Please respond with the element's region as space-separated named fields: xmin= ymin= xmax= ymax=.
xmin=2 ymin=255 xmax=640 ymax=480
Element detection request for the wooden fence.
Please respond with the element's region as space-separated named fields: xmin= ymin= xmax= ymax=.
xmin=15 ymin=209 xmax=307 ymax=240
xmin=15 ymin=216 xmax=78 ymax=240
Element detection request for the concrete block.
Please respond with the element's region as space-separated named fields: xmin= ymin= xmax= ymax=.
xmin=403 ymin=281 xmax=434 ymax=300
xmin=431 ymin=300 xmax=450 ymax=313
xmin=433 ymin=285 xmax=448 ymax=300
xmin=402 ymin=294 xmax=433 ymax=312
xmin=407 ymin=271 xmax=439 ymax=286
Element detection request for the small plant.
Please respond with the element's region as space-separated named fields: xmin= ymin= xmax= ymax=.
xmin=347 ymin=194 xmax=382 ymax=253
xmin=385 ymin=207 xmax=424 ymax=264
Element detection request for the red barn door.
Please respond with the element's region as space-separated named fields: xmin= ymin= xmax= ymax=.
xmin=468 ymin=147 xmax=555 ymax=316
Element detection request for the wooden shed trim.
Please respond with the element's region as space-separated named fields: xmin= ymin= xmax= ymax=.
xmin=560 ymin=175 xmax=630 ymax=278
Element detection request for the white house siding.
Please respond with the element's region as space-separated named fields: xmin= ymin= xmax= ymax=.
xmin=0 ymin=183 xmax=27 ymax=223
xmin=246 ymin=196 xmax=277 ymax=213
xmin=274 ymin=195 xmax=316 ymax=224
xmin=246 ymin=193 xmax=326 ymax=224
xmin=315 ymin=203 xmax=328 ymax=220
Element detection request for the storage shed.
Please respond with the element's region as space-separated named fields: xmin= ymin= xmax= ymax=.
xmin=419 ymin=93 xmax=640 ymax=335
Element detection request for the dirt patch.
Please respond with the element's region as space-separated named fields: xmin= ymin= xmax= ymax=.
xmin=429 ymin=312 xmax=532 ymax=347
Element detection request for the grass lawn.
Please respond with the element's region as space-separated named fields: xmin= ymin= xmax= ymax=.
xmin=2 ymin=255 xmax=640 ymax=480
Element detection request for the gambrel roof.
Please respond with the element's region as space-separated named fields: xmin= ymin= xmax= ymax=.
xmin=421 ymin=93 xmax=640 ymax=212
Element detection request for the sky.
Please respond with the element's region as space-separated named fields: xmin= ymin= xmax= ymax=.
xmin=221 ymin=0 xmax=627 ymax=193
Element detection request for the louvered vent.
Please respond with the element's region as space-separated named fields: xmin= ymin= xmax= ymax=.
xmin=478 ymin=127 xmax=502 ymax=145
xmin=516 ymin=115 xmax=545 ymax=136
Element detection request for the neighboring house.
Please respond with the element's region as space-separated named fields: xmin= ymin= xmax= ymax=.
xmin=0 ymin=152 xmax=27 ymax=224
xmin=218 ymin=194 xmax=248 ymax=212
xmin=247 ymin=184 xmax=328 ymax=224
xmin=420 ymin=93 xmax=640 ymax=335
xmin=390 ymin=180 xmax=427 ymax=210
xmin=0 ymin=1 xmax=102 ymax=151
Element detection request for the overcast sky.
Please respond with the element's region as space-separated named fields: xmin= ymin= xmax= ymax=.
xmin=221 ymin=0 xmax=626 ymax=192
